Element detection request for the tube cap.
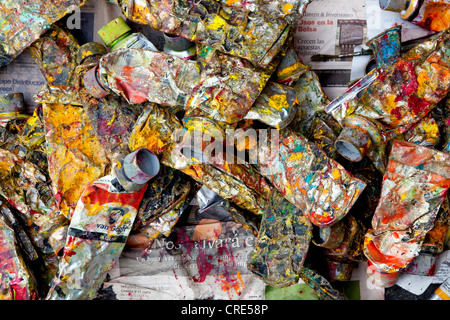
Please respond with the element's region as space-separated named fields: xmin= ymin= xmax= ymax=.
xmin=77 ymin=42 xmax=107 ymax=65
xmin=123 ymin=148 xmax=160 ymax=185
xmin=98 ymin=16 xmax=131 ymax=47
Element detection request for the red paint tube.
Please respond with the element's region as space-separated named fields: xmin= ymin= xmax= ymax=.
xmin=363 ymin=140 xmax=450 ymax=287
xmin=46 ymin=148 xmax=160 ymax=300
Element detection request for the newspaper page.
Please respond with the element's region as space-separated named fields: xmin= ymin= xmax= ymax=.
xmin=0 ymin=0 xmax=122 ymax=113
xmin=99 ymin=205 xmax=266 ymax=300
xmin=396 ymin=250 xmax=450 ymax=295
xmin=294 ymin=0 xmax=368 ymax=100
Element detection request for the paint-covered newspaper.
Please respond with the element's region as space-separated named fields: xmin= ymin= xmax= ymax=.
xmin=294 ymin=0 xmax=368 ymax=100
xmin=98 ymin=205 xmax=265 ymax=300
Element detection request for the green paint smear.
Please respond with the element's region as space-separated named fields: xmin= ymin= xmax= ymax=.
xmin=265 ymin=283 xmax=319 ymax=300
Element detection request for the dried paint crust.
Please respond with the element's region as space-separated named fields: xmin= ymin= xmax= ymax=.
xmin=258 ymin=128 xmax=366 ymax=228
xmin=248 ymin=189 xmax=312 ymax=287
xmin=364 ymin=140 xmax=450 ymax=279
xmin=116 ymin=0 xmax=311 ymax=68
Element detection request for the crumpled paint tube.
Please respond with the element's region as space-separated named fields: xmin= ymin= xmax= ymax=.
xmin=0 ymin=202 xmax=39 ymax=264
xmin=258 ymin=128 xmax=366 ymax=228
xmin=366 ymin=25 xmax=403 ymax=70
xmin=0 ymin=214 xmax=37 ymax=300
xmin=93 ymin=48 xmax=201 ymax=106
xmin=0 ymin=0 xmax=87 ymax=67
xmin=94 ymin=47 xmax=272 ymax=128
xmin=47 ymin=148 xmax=160 ymax=300
xmin=288 ymin=70 xmax=330 ymax=136
xmin=12 ymin=106 xmax=48 ymax=170
xmin=404 ymin=198 xmax=449 ymax=276
xmin=364 ymin=140 xmax=450 ymax=287
xmin=28 ymin=24 xmax=80 ymax=88
xmin=131 ymin=164 xmax=200 ymax=246
xmin=83 ymin=94 xmax=144 ymax=159
xmin=313 ymin=215 xmax=366 ymax=281
xmin=183 ymin=45 xmax=272 ymax=127
xmin=32 ymin=32 xmax=111 ymax=219
xmin=332 ymin=29 xmax=450 ymax=163
xmin=403 ymin=114 xmax=440 ymax=147
xmin=299 ymin=266 xmax=346 ymax=300
xmin=0 ymin=93 xmax=30 ymax=154
xmin=128 ymin=102 xmax=183 ymax=156
xmin=0 ymin=148 xmax=60 ymax=232
xmin=110 ymin=0 xmax=310 ymax=68
xmin=177 ymin=163 xmax=269 ymax=216
xmin=247 ymin=189 xmax=312 ymax=287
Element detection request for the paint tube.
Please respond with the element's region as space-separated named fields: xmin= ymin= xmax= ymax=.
xmin=272 ymin=47 xmax=310 ymax=86
xmin=379 ymin=0 xmax=450 ymax=32
xmin=404 ymin=195 xmax=449 ymax=276
xmin=367 ymin=25 xmax=403 ymax=70
xmin=289 ymin=70 xmax=330 ymax=136
xmin=403 ymin=114 xmax=440 ymax=147
xmin=332 ymin=29 xmax=450 ymax=165
xmin=0 ymin=214 xmax=37 ymax=299
xmin=109 ymin=0 xmax=311 ymax=68
xmin=46 ymin=148 xmax=160 ymax=300
xmin=0 ymin=0 xmax=87 ymax=67
xmin=363 ymin=140 xmax=450 ymax=287
xmin=258 ymin=128 xmax=366 ymax=228
xmin=11 ymin=106 xmax=48 ymax=171
xmin=299 ymin=266 xmax=346 ymax=300
xmin=429 ymin=277 xmax=450 ymax=300
xmin=131 ymin=164 xmax=200 ymax=249
xmin=323 ymin=26 xmax=403 ymax=126
xmin=248 ymin=189 xmax=312 ymax=287
xmin=98 ymin=16 xmax=158 ymax=52
xmin=91 ymin=47 xmax=272 ymax=128
xmin=313 ymin=216 xmax=366 ymax=281
xmin=32 ymin=31 xmax=111 ymax=219
xmin=87 ymin=48 xmax=201 ymax=105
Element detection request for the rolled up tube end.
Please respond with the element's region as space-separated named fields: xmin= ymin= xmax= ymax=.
xmin=123 ymin=148 xmax=160 ymax=185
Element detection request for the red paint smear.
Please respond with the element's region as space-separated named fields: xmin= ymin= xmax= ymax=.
xmin=175 ymin=228 xmax=194 ymax=258
xmin=115 ymin=77 xmax=148 ymax=104
xmin=398 ymin=61 xmax=418 ymax=97
xmin=407 ymin=94 xmax=432 ymax=115
xmin=390 ymin=107 xmax=402 ymax=119
xmin=217 ymin=245 xmax=243 ymax=298
xmin=192 ymin=247 xmax=214 ymax=283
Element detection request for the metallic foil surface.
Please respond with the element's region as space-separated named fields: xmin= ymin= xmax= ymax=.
xmin=0 ymin=0 xmax=87 ymax=67
xmin=248 ymin=189 xmax=312 ymax=287
xmin=258 ymin=128 xmax=366 ymax=228
xmin=364 ymin=140 xmax=450 ymax=286
xmin=98 ymin=48 xmax=201 ymax=106
xmin=0 ymin=214 xmax=37 ymax=300
xmin=114 ymin=0 xmax=311 ymax=68
xmin=46 ymin=173 xmax=149 ymax=300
